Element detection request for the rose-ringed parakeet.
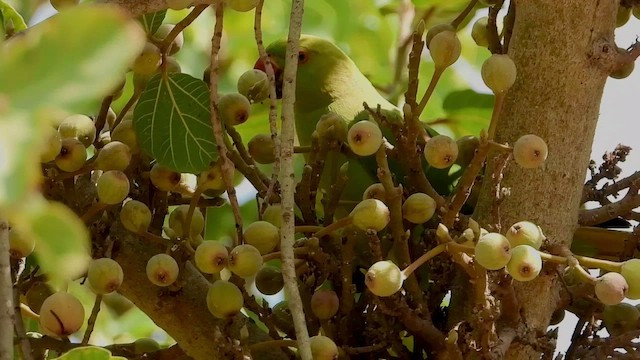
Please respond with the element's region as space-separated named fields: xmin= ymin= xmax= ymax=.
xmin=255 ymin=35 xmax=457 ymax=205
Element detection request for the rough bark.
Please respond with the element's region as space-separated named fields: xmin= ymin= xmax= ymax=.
xmin=472 ymin=0 xmax=618 ymax=358
xmin=0 ymin=218 xmax=12 ymax=360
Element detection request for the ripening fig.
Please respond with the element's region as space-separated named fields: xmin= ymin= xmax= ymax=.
xmin=97 ymin=170 xmax=130 ymax=205
xmin=94 ymin=141 xmax=132 ymax=171
xmin=120 ymin=200 xmax=152 ymax=234
xmin=316 ymin=112 xmax=348 ymax=142
xmin=50 ymin=0 xmax=79 ymax=11
xmin=310 ymin=335 xmax=339 ymax=360
xmin=146 ymin=253 xmax=179 ymax=287
xmin=620 ymin=259 xmax=640 ymax=299
xmin=347 ymin=120 xmax=383 ymax=156
xmin=206 ymin=280 xmax=244 ymax=318
xmin=471 ymin=17 xmax=489 ymax=47
xmin=97 ymin=132 xmax=111 ymax=147
xmin=254 ymin=265 xmax=284 ymax=295
xmin=610 ymin=59 xmax=635 ymax=79
xmin=505 ymin=221 xmax=545 ymax=249
xmin=153 ymin=24 xmax=184 ymax=55
xmin=365 ymin=260 xmax=404 ymax=297
xmin=194 ymin=241 xmax=228 ymax=274
xmin=226 ymin=0 xmax=258 ymax=12
xmin=228 ymin=244 xmax=263 ymax=278
xmin=133 ymin=71 xmax=154 ymax=93
xmin=111 ymin=120 xmax=139 ymax=154
xmin=595 ymin=272 xmax=629 ymax=305
xmin=132 ymin=43 xmax=161 ymax=75
xmin=350 ymin=198 xmax=390 ymax=232
xmin=58 ymin=114 xmax=96 ymax=148
xmin=402 ymin=192 xmax=437 ymax=224
xmin=425 ymin=23 xmax=455 ymax=48
xmin=455 ymin=135 xmax=480 ymax=167
xmin=244 ymin=221 xmax=280 ymax=255
xmin=474 ymin=233 xmax=511 ymax=270
xmin=9 ymin=228 xmax=35 ymax=259
xmin=39 ymin=292 xmax=85 ymax=337
xmin=25 ymin=282 xmax=54 ymax=314
xmin=133 ymin=338 xmax=160 ymax=354
xmin=424 ymin=135 xmax=458 ymax=169
xmin=506 ymin=245 xmax=542 ymax=282
xmin=150 ymin=163 xmax=182 ymax=191
xmin=513 ymin=134 xmax=548 ymax=169
xmin=634 ymin=6 xmax=640 ymax=20
xmin=218 ymin=93 xmax=251 ymax=126
xmin=310 ymin=289 xmax=339 ymax=320
xmin=237 ymin=69 xmax=269 ymax=103
xmin=429 ymin=30 xmax=461 ymax=69
xmin=617 ymin=5 xmax=632 ymax=27
xmin=55 ymin=138 xmax=87 ymax=172
xmin=262 ymin=204 xmax=283 ymax=228
xmin=198 ymin=162 xmax=225 ymax=191
xmin=363 ymin=183 xmax=387 ymax=202
xmin=87 ymin=258 xmax=124 ymax=295
xmin=248 ymin=134 xmax=276 ymax=164
xmin=602 ymin=303 xmax=640 ymax=336
xmin=41 ymin=127 xmax=62 ymax=163
xmin=168 ymin=205 xmax=205 ymax=237
xmin=549 ymin=309 xmax=566 ymax=325
xmin=481 ymin=54 xmax=517 ymax=94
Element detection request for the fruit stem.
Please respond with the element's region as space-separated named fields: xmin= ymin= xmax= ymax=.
xmin=183 ymin=185 xmax=205 ymax=243
xmin=487 ymin=91 xmax=506 ymax=140
xmin=249 ymin=339 xmax=298 ymax=352
xmin=159 ymin=5 xmax=207 ymax=54
xmin=312 ymin=217 xmax=354 ymax=239
xmin=262 ymin=247 xmax=310 ymax=262
xmin=537 ymin=251 xmax=623 ymax=273
xmin=416 ymin=67 xmax=444 ymax=117
xmin=402 ymin=243 xmax=447 ymax=278
xmin=81 ymin=203 xmax=109 ymax=224
xmin=450 ymin=0 xmax=480 ymax=29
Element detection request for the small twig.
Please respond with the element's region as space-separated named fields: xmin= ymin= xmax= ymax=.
xmin=486 ymin=0 xmax=505 ymax=54
xmin=159 ymin=5 xmax=207 ymax=54
xmin=579 ymin=183 xmax=639 ymax=226
xmin=81 ymin=295 xmax=103 ymax=345
xmin=111 ymin=92 xmax=140 ymax=130
xmin=93 ymin=96 xmax=113 ymax=145
xmin=322 ymin=162 xmax=349 ymax=226
xmin=0 ymin=217 xmax=13 ymax=360
xmin=255 ymin=0 xmax=282 ymax=211
xmin=502 ymin=0 xmax=516 ymax=52
xmin=208 ymin=3 xmax=244 ymax=246
xmin=279 ymin=1 xmax=311 ymax=358
xmin=12 ymin=265 xmax=33 ymax=360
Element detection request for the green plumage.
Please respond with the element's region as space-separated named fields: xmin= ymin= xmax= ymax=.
xmin=264 ymin=35 xmax=457 ymax=205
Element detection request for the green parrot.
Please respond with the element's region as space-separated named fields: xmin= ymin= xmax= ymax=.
xmin=254 ymin=35 xmax=456 ymax=207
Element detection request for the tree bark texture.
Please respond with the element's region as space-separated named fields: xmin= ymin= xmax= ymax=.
xmin=473 ymin=0 xmax=618 ymax=358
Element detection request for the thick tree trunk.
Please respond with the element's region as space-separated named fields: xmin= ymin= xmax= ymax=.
xmin=472 ymin=0 xmax=618 ymax=358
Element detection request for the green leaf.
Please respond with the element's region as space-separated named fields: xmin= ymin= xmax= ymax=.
xmin=442 ymin=89 xmax=493 ymax=136
xmin=53 ymin=346 xmax=111 ymax=360
xmin=0 ymin=0 xmax=27 ymax=33
xmin=138 ymin=10 xmax=166 ymax=35
xmin=0 ymin=111 xmax=44 ymax=207
xmin=0 ymin=4 xmax=145 ymax=113
xmin=13 ymin=198 xmax=91 ymax=286
xmin=133 ymin=73 xmax=218 ymax=173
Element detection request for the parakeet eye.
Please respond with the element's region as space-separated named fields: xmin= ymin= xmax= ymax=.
xmin=298 ymin=51 xmax=309 ymax=63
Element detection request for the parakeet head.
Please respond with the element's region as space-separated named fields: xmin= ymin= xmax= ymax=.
xmin=255 ymin=35 xmax=356 ymax=106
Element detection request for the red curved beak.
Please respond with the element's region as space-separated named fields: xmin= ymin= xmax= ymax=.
xmin=254 ymin=56 xmax=283 ymax=99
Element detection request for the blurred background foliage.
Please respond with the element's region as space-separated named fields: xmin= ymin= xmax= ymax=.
xmin=8 ymin=0 xmax=493 ymax=350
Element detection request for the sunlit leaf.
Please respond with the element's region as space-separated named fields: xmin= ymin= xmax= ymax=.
xmin=0 ymin=111 xmax=42 ymax=207
xmin=14 ymin=198 xmax=91 ymax=286
xmin=133 ymin=73 xmax=218 ymax=173
xmin=0 ymin=4 xmax=145 ymax=113
xmin=138 ymin=10 xmax=166 ymax=35
xmin=0 ymin=0 xmax=27 ymax=33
